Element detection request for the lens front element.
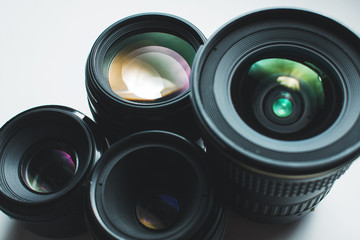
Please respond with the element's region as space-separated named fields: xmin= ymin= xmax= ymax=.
xmin=233 ymin=57 xmax=333 ymax=138
xmin=272 ymin=93 xmax=293 ymax=118
xmin=136 ymin=193 xmax=180 ymax=230
xmin=22 ymin=143 xmax=78 ymax=194
xmin=108 ymin=32 xmax=195 ymax=102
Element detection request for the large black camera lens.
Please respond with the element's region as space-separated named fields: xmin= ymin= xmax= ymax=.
xmin=86 ymin=131 xmax=227 ymax=240
xmin=191 ymin=9 xmax=360 ymax=223
xmin=86 ymin=13 xmax=206 ymax=142
xmin=0 ymin=106 xmax=108 ymax=237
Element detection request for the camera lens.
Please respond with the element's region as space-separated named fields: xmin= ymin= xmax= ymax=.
xmin=191 ymin=9 xmax=360 ymax=223
xmin=86 ymin=13 xmax=205 ymax=142
xmin=0 ymin=106 xmax=108 ymax=237
xmin=86 ymin=131 xmax=227 ymax=240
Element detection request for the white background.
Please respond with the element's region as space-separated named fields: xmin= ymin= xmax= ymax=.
xmin=1 ymin=0 xmax=360 ymax=239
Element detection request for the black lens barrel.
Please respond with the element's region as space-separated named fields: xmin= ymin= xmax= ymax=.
xmin=0 ymin=105 xmax=108 ymax=237
xmin=1 ymin=8 xmax=360 ymax=240
xmin=86 ymin=13 xmax=206 ymax=142
xmin=221 ymin=154 xmax=352 ymax=223
xmin=190 ymin=8 xmax=360 ymax=223
xmin=86 ymin=130 xmax=227 ymax=240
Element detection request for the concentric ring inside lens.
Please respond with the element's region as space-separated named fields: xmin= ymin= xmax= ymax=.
xmin=107 ymin=32 xmax=195 ymax=102
xmin=109 ymin=46 xmax=190 ymax=101
xmin=23 ymin=144 xmax=77 ymax=194
xmin=249 ymin=58 xmax=325 ymax=112
xmin=231 ymin=55 xmax=341 ymax=139
xmin=273 ymin=93 xmax=293 ymax=118
xmin=136 ymin=193 xmax=180 ymax=230
xmin=250 ymin=58 xmax=324 ymax=124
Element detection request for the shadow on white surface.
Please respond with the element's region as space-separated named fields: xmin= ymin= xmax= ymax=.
xmin=224 ymin=210 xmax=310 ymax=240
xmin=3 ymin=211 xmax=309 ymax=240
xmin=4 ymin=221 xmax=92 ymax=240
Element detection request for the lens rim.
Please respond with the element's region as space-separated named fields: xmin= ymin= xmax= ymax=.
xmin=0 ymin=105 xmax=108 ymax=237
xmin=0 ymin=106 xmax=93 ymax=203
xmin=86 ymin=130 xmax=226 ymax=240
xmin=191 ymin=8 xmax=360 ymax=174
xmin=87 ymin=13 xmax=205 ymax=110
xmin=86 ymin=13 xmax=206 ymax=142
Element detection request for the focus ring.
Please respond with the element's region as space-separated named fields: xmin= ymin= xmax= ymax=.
xmin=223 ymin=157 xmax=351 ymax=198
xmin=230 ymin=186 xmax=332 ymax=219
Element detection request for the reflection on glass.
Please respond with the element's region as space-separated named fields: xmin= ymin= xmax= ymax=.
xmin=109 ymin=46 xmax=191 ymax=102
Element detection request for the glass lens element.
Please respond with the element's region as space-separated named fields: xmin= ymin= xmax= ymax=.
xmin=24 ymin=148 xmax=77 ymax=193
xmin=109 ymin=46 xmax=190 ymax=101
xmin=107 ymin=32 xmax=195 ymax=102
xmin=249 ymin=58 xmax=325 ymax=108
xmin=273 ymin=92 xmax=293 ymax=118
xmin=248 ymin=58 xmax=325 ymax=124
xmin=136 ymin=193 xmax=180 ymax=230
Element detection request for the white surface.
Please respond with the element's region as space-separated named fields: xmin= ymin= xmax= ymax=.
xmin=0 ymin=0 xmax=360 ymax=239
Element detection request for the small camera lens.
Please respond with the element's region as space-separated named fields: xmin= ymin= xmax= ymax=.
xmin=86 ymin=13 xmax=206 ymax=142
xmin=86 ymin=131 xmax=227 ymax=240
xmin=0 ymin=106 xmax=108 ymax=237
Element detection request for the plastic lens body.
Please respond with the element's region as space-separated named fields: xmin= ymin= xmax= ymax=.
xmin=191 ymin=9 xmax=360 ymax=223
xmin=86 ymin=14 xmax=205 ymax=142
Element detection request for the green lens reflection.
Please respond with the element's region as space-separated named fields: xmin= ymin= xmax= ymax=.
xmin=273 ymin=97 xmax=293 ymax=118
xmin=234 ymin=55 xmax=340 ymax=139
xmin=249 ymin=58 xmax=325 ymax=109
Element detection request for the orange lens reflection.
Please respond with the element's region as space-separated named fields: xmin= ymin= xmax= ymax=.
xmin=109 ymin=46 xmax=191 ymax=102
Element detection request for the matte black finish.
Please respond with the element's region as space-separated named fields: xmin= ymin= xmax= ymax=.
xmin=191 ymin=8 xmax=360 ymax=223
xmin=86 ymin=131 xmax=227 ymax=240
xmin=86 ymin=13 xmax=206 ymax=143
xmin=0 ymin=106 xmax=108 ymax=237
